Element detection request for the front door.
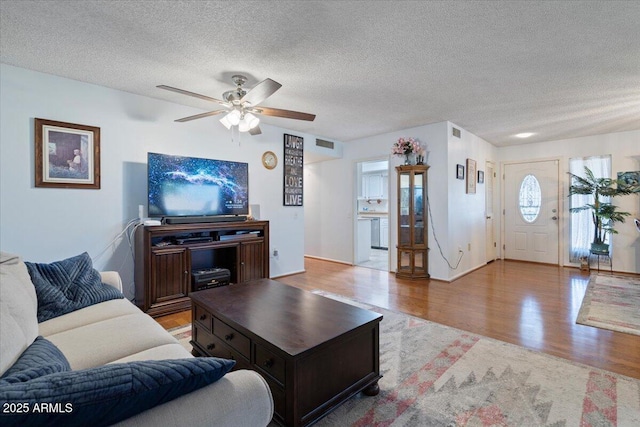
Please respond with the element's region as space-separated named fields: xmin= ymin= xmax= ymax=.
xmin=504 ymin=160 xmax=560 ymax=264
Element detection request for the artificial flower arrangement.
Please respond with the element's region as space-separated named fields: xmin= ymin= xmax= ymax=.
xmin=392 ymin=137 xmax=426 ymax=164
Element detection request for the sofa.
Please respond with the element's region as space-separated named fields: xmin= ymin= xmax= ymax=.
xmin=0 ymin=252 xmax=273 ymax=426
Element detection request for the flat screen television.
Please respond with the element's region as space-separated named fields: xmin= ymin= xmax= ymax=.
xmin=148 ymin=152 xmax=249 ymax=219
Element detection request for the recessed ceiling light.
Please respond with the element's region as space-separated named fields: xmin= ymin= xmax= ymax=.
xmin=514 ymin=132 xmax=535 ymax=138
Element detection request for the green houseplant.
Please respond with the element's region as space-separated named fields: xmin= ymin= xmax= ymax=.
xmin=568 ymin=166 xmax=636 ymax=253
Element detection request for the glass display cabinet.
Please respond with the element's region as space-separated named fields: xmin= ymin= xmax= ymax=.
xmin=396 ymin=165 xmax=429 ymax=279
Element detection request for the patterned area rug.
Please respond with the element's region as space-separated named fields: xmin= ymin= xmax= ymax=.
xmin=168 ymin=324 xmax=192 ymax=352
xmin=576 ymin=274 xmax=640 ymax=336
xmin=170 ymin=291 xmax=640 ymax=426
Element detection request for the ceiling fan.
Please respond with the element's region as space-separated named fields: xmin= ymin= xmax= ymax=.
xmin=157 ymin=75 xmax=315 ymax=135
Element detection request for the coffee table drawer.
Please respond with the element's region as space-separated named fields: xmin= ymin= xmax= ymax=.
xmin=194 ymin=326 xmax=250 ymax=370
xmin=213 ymin=317 xmax=250 ymax=359
xmin=254 ymin=343 xmax=285 ymax=385
xmin=193 ymin=303 xmax=212 ymax=331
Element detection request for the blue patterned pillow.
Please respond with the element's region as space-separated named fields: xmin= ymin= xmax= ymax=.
xmin=25 ymin=252 xmax=124 ymax=322
xmin=0 ymin=337 xmax=70 ymax=384
xmin=0 ymin=357 xmax=235 ymax=427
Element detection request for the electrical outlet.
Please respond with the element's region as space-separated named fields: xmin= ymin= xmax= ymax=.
xmin=273 ymin=249 xmax=279 ymax=257
xmin=468 ymin=243 xmax=471 ymax=251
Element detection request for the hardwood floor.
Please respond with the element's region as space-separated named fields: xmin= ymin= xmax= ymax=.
xmin=156 ymin=258 xmax=640 ymax=379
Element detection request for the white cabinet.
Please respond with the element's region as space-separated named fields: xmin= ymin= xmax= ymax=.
xmin=362 ymin=173 xmax=388 ymax=199
xmin=380 ymin=218 xmax=389 ymax=248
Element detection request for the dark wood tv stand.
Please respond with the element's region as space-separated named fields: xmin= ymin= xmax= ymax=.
xmin=134 ymin=220 xmax=269 ymax=317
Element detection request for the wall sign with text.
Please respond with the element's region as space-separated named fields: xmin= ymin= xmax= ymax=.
xmin=283 ymin=134 xmax=303 ymax=206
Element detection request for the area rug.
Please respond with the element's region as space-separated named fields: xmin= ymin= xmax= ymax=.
xmin=576 ymin=274 xmax=640 ymax=336
xmin=171 ymin=292 xmax=640 ymax=426
xmin=168 ymin=324 xmax=193 ymax=352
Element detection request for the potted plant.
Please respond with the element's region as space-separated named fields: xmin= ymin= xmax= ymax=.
xmin=568 ymin=166 xmax=636 ymax=253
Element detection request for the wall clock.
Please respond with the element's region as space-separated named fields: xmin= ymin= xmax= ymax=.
xmin=262 ymin=151 xmax=277 ymax=169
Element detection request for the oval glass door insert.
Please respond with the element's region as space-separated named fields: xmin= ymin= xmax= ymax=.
xmin=519 ymin=174 xmax=541 ymax=222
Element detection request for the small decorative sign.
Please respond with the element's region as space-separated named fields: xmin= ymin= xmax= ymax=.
xmin=283 ymin=134 xmax=303 ymax=206
xmin=478 ymin=170 xmax=484 ymax=184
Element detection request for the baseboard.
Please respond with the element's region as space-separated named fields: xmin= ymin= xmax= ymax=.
xmin=271 ymin=269 xmax=306 ymax=279
xmin=446 ymin=262 xmax=488 ymax=282
xmin=303 ymin=255 xmax=353 ymax=266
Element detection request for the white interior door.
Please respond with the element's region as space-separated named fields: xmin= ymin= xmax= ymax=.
xmin=504 ymin=160 xmax=559 ymax=264
xmin=485 ymin=162 xmax=496 ymax=262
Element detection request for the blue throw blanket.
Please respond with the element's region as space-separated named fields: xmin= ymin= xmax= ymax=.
xmin=25 ymin=252 xmax=124 ymax=323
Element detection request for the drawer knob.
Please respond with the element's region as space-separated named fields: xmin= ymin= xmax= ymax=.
xmin=207 ymin=343 xmax=215 ymax=350
xmin=199 ymin=314 xmax=207 ymax=321
xmin=263 ymin=358 xmax=274 ymax=368
xmin=225 ymin=333 xmax=234 ymax=341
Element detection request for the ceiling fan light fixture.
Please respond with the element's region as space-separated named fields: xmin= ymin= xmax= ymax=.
xmin=227 ymin=109 xmax=241 ymax=126
xmin=244 ymin=113 xmax=259 ymax=129
xmin=219 ymin=115 xmax=232 ymax=129
xmin=238 ymin=117 xmax=250 ymax=133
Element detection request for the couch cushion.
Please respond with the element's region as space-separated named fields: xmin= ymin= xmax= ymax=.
xmin=0 ymin=357 xmax=235 ymax=427
xmin=25 ymin=252 xmax=124 ymax=323
xmin=109 ymin=344 xmax=193 ymax=364
xmin=0 ymin=252 xmax=39 ymax=376
xmin=0 ymin=336 xmax=70 ymax=383
xmin=39 ymin=298 xmax=141 ymax=337
xmin=46 ymin=313 xmax=181 ymax=370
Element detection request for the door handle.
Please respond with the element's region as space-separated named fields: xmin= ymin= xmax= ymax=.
xmin=551 ymin=216 xmax=558 ymax=220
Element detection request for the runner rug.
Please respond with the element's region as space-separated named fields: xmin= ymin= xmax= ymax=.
xmin=576 ymin=274 xmax=640 ymax=336
xmin=171 ymin=291 xmax=640 ymax=426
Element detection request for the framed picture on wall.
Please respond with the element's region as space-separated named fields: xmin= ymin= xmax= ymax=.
xmin=478 ymin=170 xmax=484 ymax=184
xmin=456 ymin=164 xmax=464 ymax=180
xmin=466 ymin=158 xmax=476 ymax=194
xmin=35 ymin=118 xmax=100 ymax=189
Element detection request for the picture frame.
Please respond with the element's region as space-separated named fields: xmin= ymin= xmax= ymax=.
xmin=456 ymin=164 xmax=465 ymax=180
xmin=35 ymin=118 xmax=100 ymax=189
xmin=478 ymin=170 xmax=484 ymax=184
xmin=617 ymin=171 xmax=640 ymax=190
xmin=466 ymin=158 xmax=476 ymax=194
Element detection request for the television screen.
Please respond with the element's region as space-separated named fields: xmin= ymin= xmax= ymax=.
xmin=148 ymin=152 xmax=249 ymax=218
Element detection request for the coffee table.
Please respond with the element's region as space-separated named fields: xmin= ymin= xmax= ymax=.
xmin=190 ymin=279 xmax=382 ymax=427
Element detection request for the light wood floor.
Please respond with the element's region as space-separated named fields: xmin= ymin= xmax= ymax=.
xmin=157 ymin=258 xmax=640 ymax=379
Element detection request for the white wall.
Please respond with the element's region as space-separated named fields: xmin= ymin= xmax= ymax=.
xmin=498 ymin=130 xmax=640 ymax=273
xmin=446 ymin=123 xmax=498 ymax=279
xmin=303 ymin=120 xmax=496 ymax=281
xmin=0 ymin=64 xmax=313 ymax=298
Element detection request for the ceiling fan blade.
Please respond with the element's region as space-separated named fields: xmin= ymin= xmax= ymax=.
xmin=157 ymin=85 xmax=229 ymax=106
xmin=240 ymin=78 xmax=282 ymax=106
xmin=175 ymin=110 xmax=226 ymax=122
xmin=248 ymin=125 xmax=262 ymax=136
xmin=254 ymin=106 xmax=316 ymax=121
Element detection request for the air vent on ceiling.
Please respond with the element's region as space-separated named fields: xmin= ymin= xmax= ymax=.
xmin=452 ymin=127 xmax=461 ymax=138
xmin=315 ymin=138 xmax=334 ymax=149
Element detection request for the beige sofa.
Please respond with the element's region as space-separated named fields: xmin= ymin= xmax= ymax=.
xmin=0 ymin=252 xmax=273 ymax=426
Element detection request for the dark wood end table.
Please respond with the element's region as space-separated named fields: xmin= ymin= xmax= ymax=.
xmin=190 ymin=279 xmax=382 ymax=427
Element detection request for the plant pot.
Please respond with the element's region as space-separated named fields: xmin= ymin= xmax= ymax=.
xmin=590 ymin=242 xmax=609 ymax=254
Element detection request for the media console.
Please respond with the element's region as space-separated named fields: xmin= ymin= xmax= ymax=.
xmin=134 ymin=220 xmax=269 ymax=317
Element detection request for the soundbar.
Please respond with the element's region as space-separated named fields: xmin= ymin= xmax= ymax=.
xmin=163 ymin=215 xmax=247 ymax=225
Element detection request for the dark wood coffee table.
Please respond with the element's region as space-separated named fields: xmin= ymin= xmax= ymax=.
xmin=190 ymin=279 xmax=382 ymax=427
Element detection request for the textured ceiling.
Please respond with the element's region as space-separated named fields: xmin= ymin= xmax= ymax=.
xmin=1 ymin=1 xmax=639 ymax=146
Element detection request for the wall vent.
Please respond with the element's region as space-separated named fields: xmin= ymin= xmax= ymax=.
xmin=452 ymin=127 xmax=461 ymax=138
xmin=315 ymin=138 xmax=334 ymax=149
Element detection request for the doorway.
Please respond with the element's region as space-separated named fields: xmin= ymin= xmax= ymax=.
xmin=503 ymin=160 xmax=560 ymax=264
xmin=355 ymin=159 xmax=390 ymax=271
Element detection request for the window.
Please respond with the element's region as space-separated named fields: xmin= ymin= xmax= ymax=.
xmin=569 ymin=155 xmax=611 ymax=262
xmin=519 ymin=174 xmax=541 ymax=223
